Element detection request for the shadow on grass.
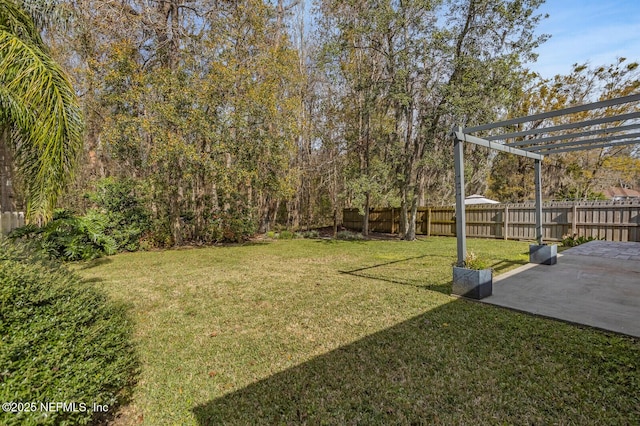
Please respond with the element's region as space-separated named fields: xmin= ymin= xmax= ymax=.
xmin=344 ymin=271 xmax=451 ymax=294
xmin=490 ymin=257 xmax=529 ymax=274
xmin=316 ymin=238 xmax=367 ymax=245
xmin=317 ymin=237 xmax=433 ymax=245
xmin=341 ymin=255 xmax=432 ymax=274
xmin=81 ymin=277 xmax=104 ymax=284
xmin=76 ymin=257 xmax=113 ymax=270
xmin=339 ymin=255 xmax=451 ymax=294
xmin=191 ymin=298 xmax=640 ymax=425
xmin=174 ymin=241 xmax=273 ymax=249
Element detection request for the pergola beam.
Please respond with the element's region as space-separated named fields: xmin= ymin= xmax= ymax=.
xmin=524 ymin=131 xmax=640 ymax=152
xmin=453 ymin=131 xmax=544 ymax=160
xmin=506 ymin=123 xmax=640 ymax=147
xmin=538 ymin=138 xmax=640 ymax=155
xmin=483 ymin=111 xmax=640 ymax=141
xmin=464 ymin=93 xmax=640 ymax=133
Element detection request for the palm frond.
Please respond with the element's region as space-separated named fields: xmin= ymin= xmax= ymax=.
xmin=14 ymin=0 xmax=74 ymax=33
xmin=0 ymin=0 xmax=83 ymax=223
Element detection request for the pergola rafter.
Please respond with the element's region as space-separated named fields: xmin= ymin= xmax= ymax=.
xmin=506 ymin=123 xmax=640 ymax=148
xmin=452 ymin=93 xmax=640 ymax=268
xmin=513 ymin=128 xmax=640 ymax=151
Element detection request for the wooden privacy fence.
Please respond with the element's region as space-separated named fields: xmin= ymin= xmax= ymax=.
xmin=343 ymin=201 xmax=640 ymax=242
xmin=0 ymin=212 xmax=25 ymax=235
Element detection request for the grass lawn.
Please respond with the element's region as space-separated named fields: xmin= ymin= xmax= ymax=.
xmin=77 ymin=237 xmax=640 ymax=425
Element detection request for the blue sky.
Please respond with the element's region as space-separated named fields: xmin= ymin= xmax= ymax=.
xmin=531 ymin=0 xmax=640 ymax=78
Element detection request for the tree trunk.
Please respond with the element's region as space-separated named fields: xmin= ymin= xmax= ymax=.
xmin=332 ymin=160 xmax=339 ymax=237
xmin=270 ymin=199 xmax=280 ymax=230
xmin=169 ymin=192 xmax=182 ymax=246
xmin=169 ymin=162 xmax=184 ymax=245
xmin=257 ymin=194 xmax=276 ymax=233
xmin=399 ymin=188 xmax=408 ymax=239
xmin=405 ymin=190 xmax=419 ymax=241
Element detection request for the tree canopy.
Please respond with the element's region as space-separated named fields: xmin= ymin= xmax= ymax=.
xmin=3 ymin=0 xmax=639 ymax=243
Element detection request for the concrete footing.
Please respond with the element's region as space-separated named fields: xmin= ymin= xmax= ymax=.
xmin=452 ymin=267 xmax=493 ymax=299
xmin=529 ymin=244 xmax=557 ymax=265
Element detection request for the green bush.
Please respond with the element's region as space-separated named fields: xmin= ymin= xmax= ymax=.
xmin=84 ymin=178 xmax=151 ymax=252
xmin=0 ymin=238 xmax=138 ymax=425
xmin=335 ymin=230 xmax=364 ymax=241
xmin=9 ymin=209 xmax=117 ymax=261
xmin=463 ymin=251 xmax=489 ymax=270
xmin=9 ymin=178 xmax=152 ymax=259
xmin=562 ymin=234 xmax=599 ymax=247
xmin=277 ymin=230 xmax=296 ymax=240
xmin=140 ymin=218 xmax=173 ymax=249
xmin=297 ymin=230 xmax=320 ymax=239
xmin=196 ymin=207 xmax=257 ymax=244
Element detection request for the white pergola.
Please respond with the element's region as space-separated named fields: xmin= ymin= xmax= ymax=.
xmin=453 ymin=93 xmax=640 ymax=267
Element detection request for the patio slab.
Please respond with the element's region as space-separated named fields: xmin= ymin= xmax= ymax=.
xmin=483 ymin=241 xmax=640 ymax=337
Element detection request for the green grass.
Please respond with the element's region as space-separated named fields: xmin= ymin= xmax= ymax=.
xmin=76 ymin=237 xmax=640 ymax=425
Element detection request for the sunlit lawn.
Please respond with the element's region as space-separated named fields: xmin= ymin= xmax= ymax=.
xmin=77 ymin=237 xmax=640 ymax=425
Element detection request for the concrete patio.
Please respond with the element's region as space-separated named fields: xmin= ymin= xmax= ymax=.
xmin=484 ymin=241 xmax=640 ymax=338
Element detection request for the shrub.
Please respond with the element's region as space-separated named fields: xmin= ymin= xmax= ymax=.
xmin=297 ymin=230 xmax=320 ymax=239
xmin=335 ymin=230 xmax=364 ymax=241
xmin=84 ymin=178 xmax=151 ymax=252
xmin=463 ymin=251 xmax=489 ymax=270
xmin=9 ymin=209 xmax=117 ymax=261
xmin=140 ymin=218 xmax=173 ymax=249
xmin=277 ymin=230 xmax=296 ymax=240
xmin=562 ymin=234 xmax=599 ymax=247
xmin=0 ymin=238 xmax=138 ymax=425
xmin=212 ymin=211 xmax=257 ymax=243
xmin=10 ymin=178 xmax=153 ymax=259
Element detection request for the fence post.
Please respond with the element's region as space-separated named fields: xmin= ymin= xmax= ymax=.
xmin=427 ymin=208 xmax=432 ymax=237
xmin=391 ymin=208 xmax=396 ymax=234
xmin=571 ymin=203 xmax=578 ymax=236
xmin=503 ymin=205 xmax=509 ymax=240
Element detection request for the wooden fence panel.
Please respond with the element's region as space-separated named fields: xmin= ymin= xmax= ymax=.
xmin=429 ymin=207 xmax=456 ymax=237
xmin=343 ymin=201 xmax=640 ymax=242
xmin=343 ymin=208 xmax=361 ymax=230
xmin=466 ymin=205 xmax=504 ymax=239
xmin=1 ymin=211 xmax=25 ymax=235
xmin=416 ymin=208 xmax=427 ymax=235
xmin=369 ymin=209 xmax=392 ymax=233
xmin=573 ymin=203 xmax=640 ymax=242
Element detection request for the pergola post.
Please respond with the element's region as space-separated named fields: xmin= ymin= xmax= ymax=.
xmin=453 ymin=128 xmax=466 ymax=267
xmin=529 ymin=158 xmax=557 ymax=265
xmin=452 ymin=128 xmax=493 ymax=300
xmin=534 ymin=159 xmax=543 ymax=245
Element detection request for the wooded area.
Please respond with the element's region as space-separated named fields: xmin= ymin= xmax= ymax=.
xmin=1 ymin=0 xmax=639 ymax=245
xmin=344 ymin=201 xmax=640 ymax=242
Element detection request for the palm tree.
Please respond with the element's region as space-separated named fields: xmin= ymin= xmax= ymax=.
xmin=0 ymin=0 xmax=83 ymax=223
